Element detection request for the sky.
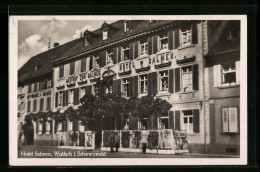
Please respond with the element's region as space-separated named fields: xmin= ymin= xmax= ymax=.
xmin=18 ymin=19 xmax=116 ymax=69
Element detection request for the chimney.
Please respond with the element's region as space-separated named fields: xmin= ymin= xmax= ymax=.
xmin=54 ymin=42 xmax=59 ymax=48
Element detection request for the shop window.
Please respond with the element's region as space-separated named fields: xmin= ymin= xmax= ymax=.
xmin=222 ymin=107 xmax=238 ymax=133
xmin=159 ymin=33 xmax=168 ymax=50
xmin=139 ymin=118 xmax=147 ymax=130
xmin=222 ymin=63 xmax=236 ymax=84
xmin=159 ymin=70 xmax=168 ymax=92
xmin=140 ymin=39 xmax=148 ymax=55
xmin=140 ymin=74 xmax=148 ymax=95
xmin=181 ymin=66 xmax=193 ymax=92
xmin=181 ymin=30 xmax=192 ymax=46
xmin=122 ymin=78 xmax=130 ymax=98
xmin=182 ymin=110 xmax=193 ymax=132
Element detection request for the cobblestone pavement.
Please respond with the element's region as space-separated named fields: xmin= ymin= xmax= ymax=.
xmin=18 ymin=145 xmax=239 ymax=158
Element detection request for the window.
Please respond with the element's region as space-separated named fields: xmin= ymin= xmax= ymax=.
xmin=28 ymin=84 xmax=32 ymax=93
xmin=222 ymin=107 xmax=238 ymax=133
xmin=80 ymin=58 xmax=86 ymax=73
xmin=81 ymin=87 xmax=86 ymax=98
xmin=139 ymin=118 xmax=147 ymax=130
xmin=122 ymin=78 xmax=130 ymax=98
xmin=85 ymin=35 xmax=90 ymax=47
xmin=69 ymin=90 xmax=74 ymax=104
xmin=159 ymin=33 xmax=168 ymax=50
xmin=93 ymin=84 xmax=99 ymax=96
xmin=107 ymin=50 xmax=113 ymax=65
xmin=140 ymin=39 xmax=148 ymax=55
xmin=122 ymin=46 xmax=130 ymax=61
xmin=95 ymin=56 xmax=100 ymax=68
xmin=40 ymin=98 xmax=44 ymax=111
xmin=103 ymin=29 xmax=108 ymax=40
xmin=70 ymin=62 xmax=75 ymax=75
xmin=140 ymin=75 xmax=148 ymax=95
xmin=39 ymin=82 xmax=45 ymax=90
xmin=181 ymin=30 xmax=192 ymax=46
xmin=159 ymin=116 xmax=169 ymax=129
xmin=46 ymin=97 xmax=51 ymax=110
xmin=124 ymin=21 xmax=130 ymax=32
xmin=34 ymin=82 xmax=38 ymax=92
xmin=59 ymin=92 xmax=63 ymax=106
xmin=33 ymin=99 xmax=37 ymax=112
xmin=27 ymin=101 xmax=31 ymax=112
xmin=106 ymin=85 xmax=113 ymax=94
xmin=20 ymin=102 xmax=25 ymax=113
xmin=181 ymin=66 xmax=193 ymax=92
xmin=182 ymin=110 xmax=193 ymax=132
xmin=47 ymin=80 xmax=52 ymax=88
xmin=159 ymin=70 xmax=168 ymax=92
xmin=222 ymin=63 xmax=236 ymax=84
xmin=59 ymin=65 xmax=64 ymax=78
xmin=122 ymin=119 xmax=129 ymax=130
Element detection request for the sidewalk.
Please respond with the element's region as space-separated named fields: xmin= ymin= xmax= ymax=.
xmin=18 ymin=145 xmax=240 ymax=158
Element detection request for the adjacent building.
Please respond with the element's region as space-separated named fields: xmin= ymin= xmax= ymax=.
xmin=18 ymin=20 xmax=240 ymax=154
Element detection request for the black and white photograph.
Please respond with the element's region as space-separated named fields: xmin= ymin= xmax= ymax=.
xmin=9 ymin=15 xmax=247 ymax=166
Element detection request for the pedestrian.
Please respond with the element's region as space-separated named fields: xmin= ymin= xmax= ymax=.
xmin=109 ymin=134 xmax=115 ymax=152
xmin=115 ymin=134 xmax=120 ymax=152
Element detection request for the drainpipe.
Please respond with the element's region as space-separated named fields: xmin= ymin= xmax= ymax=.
xmin=201 ymin=20 xmax=207 ymax=153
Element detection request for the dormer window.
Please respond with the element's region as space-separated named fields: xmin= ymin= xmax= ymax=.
xmin=124 ymin=21 xmax=131 ymax=32
xmin=85 ymin=35 xmax=90 ymax=47
xmin=103 ymin=29 xmax=108 ymax=40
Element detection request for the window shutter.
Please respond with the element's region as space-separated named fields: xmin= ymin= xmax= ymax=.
xmin=129 ymin=43 xmax=134 ymax=60
xmin=236 ymin=61 xmax=240 ymax=84
xmin=173 ymin=29 xmax=180 ymax=49
xmin=169 ymin=69 xmax=174 ymax=93
xmin=42 ymin=121 xmax=46 ymax=134
xmin=50 ymin=120 xmax=53 ymax=134
xmin=64 ymin=120 xmax=67 ymax=132
xmin=73 ymin=120 xmax=78 ymax=131
xmin=175 ymin=111 xmax=180 ymax=130
xmin=168 ymin=31 xmax=174 ymax=50
xmin=129 ymin=116 xmax=138 ymax=130
xmin=100 ymin=51 xmax=107 ymax=67
xmin=147 ymin=116 xmax=153 ymax=129
xmin=153 ymin=35 xmax=158 ymax=54
xmin=118 ymin=47 xmax=122 ymax=63
xmin=129 ymin=77 xmax=134 ymax=98
xmin=133 ymin=76 xmax=138 ymax=97
xmin=113 ymin=47 xmax=118 ymax=64
xmin=192 ymin=64 xmax=199 ymax=90
xmin=153 ymin=115 xmax=158 ymax=129
xmin=54 ymin=121 xmax=57 ymax=133
xmin=168 ymin=111 xmax=174 ymax=129
xmin=86 ymin=85 xmax=92 ymax=96
xmin=36 ymin=120 xmax=38 ymax=134
xmin=193 ymin=109 xmax=200 ymax=133
xmin=62 ymin=91 xmax=65 ymax=107
xmin=152 ymin=72 xmax=158 ymax=96
xmin=89 ymin=56 xmax=93 ymax=70
xmin=175 ymin=68 xmax=180 ymax=92
xmin=134 ymin=41 xmax=139 ymax=58
xmin=74 ymin=88 xmax=79 ymax=105
xmin=148 ymin=73 xmax=152 ymax=96
xmin=192 ymin=24 xmax=198 ymax=44
xmin=213 ymin=64 xmax=221 ymax=87
xmin=228 ymin=107 xmax=238 ymax=132
xmin=148 ymin=37 xmax=153 ymax=55
xmin=65 ymin=90 xmax=69 ymax=106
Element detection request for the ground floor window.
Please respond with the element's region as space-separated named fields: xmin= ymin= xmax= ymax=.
xmin=222 ymin=107 xmax=238 ymax=133
xmin=139 ymin=118 xmax=147 ymax=130
xmin=122 ymin=119 xmax=129 ymax=130
xmin=182 ymin=110 xmax=193 ymax=132
xmin=159 ymin=116 xmax=169 ymax=129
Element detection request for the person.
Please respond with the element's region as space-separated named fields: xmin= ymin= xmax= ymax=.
xmin=109 ymin=134 xmax=115 ymax=152
xmin=115 ymin=134 xmax=120 ymax=152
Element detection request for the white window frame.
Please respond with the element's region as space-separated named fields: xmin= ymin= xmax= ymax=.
xmin=69 ymin=89 xmax=74 ymax=104
xmin=140 ymin=39 xmax=148 ymax=55
xmin=221 ymin=63 xmax=236 ymax=85
xmin=122 ymin=118 xmax=129 ymax=130
xmin=94 ymin=56 xmax=100 ymax=68
xmin=138 ymin=118 xmax=147 ymax=130
xmin=59 ymin=92 xmax=63 ymax=106
xmin=159 ymin=70 xmax=169 ymax=92
xmin=124 ymin=21 xmax=130 ymax=32
xmin=122 ymin=46 xmax=130 ymax=61
xmin=103 ymin=29 xmax=108 ymax=40
xmin=122 ymin=78 xmax=130 ymax=98
xmin=159 ymin=116 xmax=169 ymax=129
xmin=181 ymin=30 xmax=192 ymax=46
xmin=80 ymin=87 xmax=86 ymax=99
xmin=107 ymin=50 xmax=113 ymax=65
xmin=222 ymin=107 xmax=239 ymax=133
xmin=47 ymin=80 xmax=52 ymax=88
xmin=139 ymin=74 xmax=148 ymax=95
xmin=181 ymin=66 xmax=193 ymax=92
xmin=92 ymin=83 xmax=98 ymax=96
xmin=182 ymin=110 xmax=193 ymax=133
xmin=159 ymin=33 xmax=168 ymax=50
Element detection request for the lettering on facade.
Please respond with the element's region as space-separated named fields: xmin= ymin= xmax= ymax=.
xmin=149 ymin=52 xmax=172 ymax=64
xmin=88 ymin=69 xmax=100 ymax=78
xmin=66 ymin=76 xmax=78 ymax=83
xmin=43 ymin=91 xmax=52 ymax=96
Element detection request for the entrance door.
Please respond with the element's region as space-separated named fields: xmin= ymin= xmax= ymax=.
xmin=103 ymin=116 xmax=115 ymax=130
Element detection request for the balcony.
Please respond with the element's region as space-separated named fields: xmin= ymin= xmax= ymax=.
xmin=78 ymin=73 xmax=88 ymax=85
xmin=118 ymin=61 xmax=131 ymax=76
xmin=66 ymin=75 xmax=78 ymax=87
xmin=153 ymin=52 xmax=172 ymax=69
xmin=88 ymin=69 xmax=101 ymax=82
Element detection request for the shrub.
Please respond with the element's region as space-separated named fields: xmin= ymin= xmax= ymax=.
xmin=132 ymin=131 xmax=142 ymax=148
xmin=121 ymin=131 xmax=131 ymax=148
xmin=147 ymin=131 xmax=159 ymax=149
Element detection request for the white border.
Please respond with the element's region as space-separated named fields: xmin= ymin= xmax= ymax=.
xmin=9 ymin=15 xmax=247 ymax=166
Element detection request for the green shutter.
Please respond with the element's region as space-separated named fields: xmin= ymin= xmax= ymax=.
xmin=193 ymin=109 xmax=200 ymax=133
xmin=173 ymin=29 xmax=180 ymax=49
xmin=192 ymin=64 xmax=199 ymax=90
xmin=175 ymin=111 xmax=180 ymax=130
xmin=153 ymin=35 xmax=158 ymax=54
xmin=175 ymin=68 xmax=180 ymax=92
xmin=148 ymin=37 xmax=153 ymax=55
xmin=168 ymin=31 xmax=174 ymax=50
xmin=168 ymin=111 xmax=174 ymax=129
xmin=169 ymin=69 xmax=174 ymax=93
xmin=192 ymin=24 xmax=198 ymax=44
xmin=113 ymin=48 xmax=118 ymax=64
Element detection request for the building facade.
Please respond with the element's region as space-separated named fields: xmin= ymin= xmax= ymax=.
xmin=18 ymin=20 xmax=240 ymax=154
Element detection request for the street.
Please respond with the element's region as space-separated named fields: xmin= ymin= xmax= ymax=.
xmin=18 ymin=145 xmax=239 ymax=158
